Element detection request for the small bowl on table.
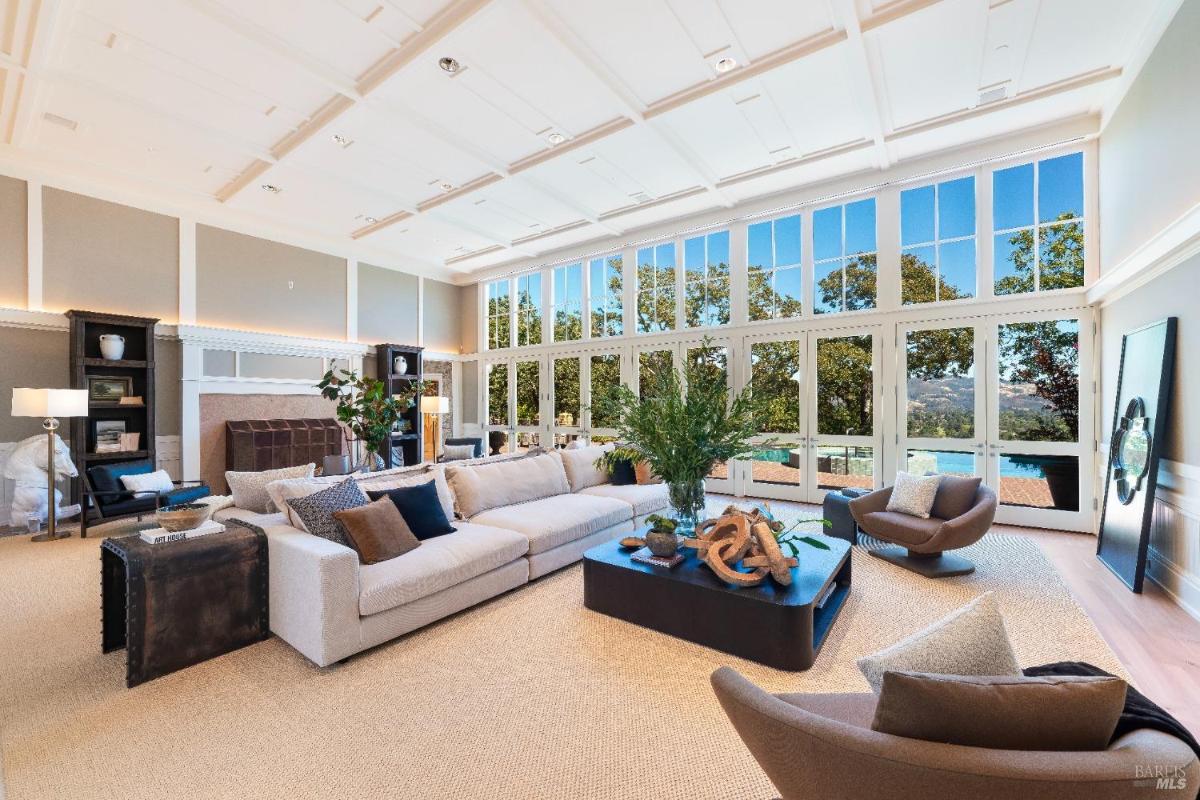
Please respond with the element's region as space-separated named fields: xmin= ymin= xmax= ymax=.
xmin=156 ymin=503 xmax=213 ymax=532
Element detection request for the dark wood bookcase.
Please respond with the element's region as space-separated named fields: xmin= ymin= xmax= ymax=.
xmin=375 ymin=343 xmax=423 ymax=468
xmin=66 ymin=310 xmax=158 ymax=506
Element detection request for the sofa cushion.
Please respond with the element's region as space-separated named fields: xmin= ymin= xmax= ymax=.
xmin=931 ymin=474 xmax=983 ymax=521
xmin=334 ymin=497 xmax=421 ymax=565
xmin=367 ymin=480 xmax=457 ymax=540
xmin=872 ymin=671 xmax=1126 ymax=751
xmin=862 ymin=511 xmax=943 ymax=547
xmin=358 ymin=522 xmax=529 ymax=615
xmin=578 ymin=482 xmax=670 ymax=517
xmin=558 ymin=444 xmax=613 ymax=492
xmin=857 ymin=591 xmax=1021 ymax=693
xmin=446 ymin=452 xmax=570 ymax=519
xmin=225 ymin=463 xmax=314 ymax=513
xmin=472 ymin=494 xmax=632 ymax=556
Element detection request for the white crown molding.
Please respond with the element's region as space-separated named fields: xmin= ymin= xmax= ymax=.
xmin=176 ymin=324 xmax=368 ymax=359
xmin=0 ymin=306 xmax=68 ymax=331
xmin=195 ymin=377 xmax=324 ymax=396
xmin=1088 ymin=201 xmax=1200 ymax=306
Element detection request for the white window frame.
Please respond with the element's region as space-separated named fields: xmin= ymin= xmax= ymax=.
xmin=635 ymin=241 xmax=678 ymax=334
xmin=587 ymin=253 xmax=624 ymax=340
xmin=550 ymin=261 xmax=584 ymax=343
xmin=900 ymin=175 xmax=978 ymax=304
xmin=683 ymin=228 xmax=731 ymax=329
xmin=485 ymin=278 xmax=512 ymax=352
xmin=812 ymin=198 xmax=878 ymax=315
xmin=515 ymin=272 xmax=543 ymax=347
xmin=746 ymin=213 xmax=804 ymax=322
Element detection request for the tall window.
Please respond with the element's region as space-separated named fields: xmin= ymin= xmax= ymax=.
xmin=748 ymin=214 xmax=802 ymax=321
xmin=636 ymin=243 xmax=676 ymax=333
xmin=813 ymin=198 xmax=876 ymax=314
xmin=589 ymin=354 xmax=621 ymax=430
xmin=900 ymin=176 xmax=976 ymax=304
xmin=515 ymin=273 xmax=542 ymax=347
xmin=683 ymin=230 xmax=730 ymax=328
xmin=588 ymin=254 xmax=623 ymax=338
xmin=487 ymin=363 xmax=508 ymax=427
xmin=486 ymin=279 xmax=510 ymax=350
xmin=551 ymin=262 xmax=583 ymax=342
xmin=993 ymin=152 xmax=1084 ymax=295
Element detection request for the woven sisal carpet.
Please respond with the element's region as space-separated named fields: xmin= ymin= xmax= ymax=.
xmin=0 ymin=526 xmax=1122 ymax=800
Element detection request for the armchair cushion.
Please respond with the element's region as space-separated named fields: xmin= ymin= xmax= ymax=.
xmin=861 ymin=512 xmax=942 ymax=547
xmin=88 ymin=460 xmax=155 ymax=504
xmin=932 ymin=475 xmax=983 ymax=521
xmin=857 ymin=592 xmax=1021 ymax=693
xmin=119 ymin=469 xmax=174 ymax=497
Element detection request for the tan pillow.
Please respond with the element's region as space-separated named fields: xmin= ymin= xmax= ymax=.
xmin=333 ymin=497 xmax=421 ymax=565
xmin=446 ymin=451 xmax=570 ymax=518
xmin=225 ymin=463 xmax=314 ymax=513
xmin=634 ymin=461 xmax=661 ymax=485
xmin=558 ymin=444 xmax=613 ymax=492
xmin=872 ymin=671 xmax=1126 ymax=751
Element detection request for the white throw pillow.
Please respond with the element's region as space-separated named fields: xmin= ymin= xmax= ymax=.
xmin=445 ymin=452 xmax=570 ymax=518
xmin=857 ymin=592 xmax=1021 ymax=693
xmin=442 ymin=444 xmax=476 ymax=462
xmin=885 ymin=471 xmax=941 ymax=518
xmin=225 ymin=463 xmax=314 ymax=513
xmin=120 ymin=469 xmax=175 ymax=498
xmin=558 ymin=444 xmax=614 ymax=493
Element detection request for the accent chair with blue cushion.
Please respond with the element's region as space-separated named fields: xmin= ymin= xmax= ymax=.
xmin=82 ymin=460 xmax=210 ymax=537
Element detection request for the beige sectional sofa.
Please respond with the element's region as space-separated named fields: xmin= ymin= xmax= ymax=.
xmin=214 ymin=445 xmax=668 ymax=667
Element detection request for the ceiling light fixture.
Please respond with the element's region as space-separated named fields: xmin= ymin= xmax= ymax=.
xmin=547 ymin=132 xmax=566 ymax=145
xmin=331 ymin=133 xmax=353 ymax=146
xmin=714 ymin=57 xmax=738 ymax=74
xmin=440 ymin=181 xmax=454 ymax=191
xmin=261 ymin=184 xmax=281 ymax=193
xmin=438 ymin=56 xmax=461 ymax=74
xmin=364 ymin=216 xmax=378 ymax=224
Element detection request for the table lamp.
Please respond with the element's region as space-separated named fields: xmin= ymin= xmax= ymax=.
xmin=12 ymin=388 xmax=88 ymax=542
xmin=420 ymin=395 xmax=450 ymax=461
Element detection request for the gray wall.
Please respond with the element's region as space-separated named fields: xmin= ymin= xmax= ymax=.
xmin=358 ymin=262 xmax=418 ymax=345
xmin=0 ymin=176 xmax=27 ymax=309
xmin=1099 ymin=254 xmax=1198 ymax=466
xmin=1098 ymin=0 xmax=1200 ymax=271
xmin=423 ymin=278 xmax=461 ymax=354
xmin=461 ymin=360 xmax=479 ymax=425
xmin=155 ymin=338 xmax=182 ymax=436
xmin=196 ymin=225 xmax=346 ymax=340
xmin=0 ymin=327 xmax=69 ymax=441
xmin=459 ymin=283 xmax=479 ymax=354
xmin=42 ymin=188 xmax=178 ymax=319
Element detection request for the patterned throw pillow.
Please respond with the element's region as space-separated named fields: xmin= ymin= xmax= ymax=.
xmin=225 ymin=463 xmax=315 ymax=513
xmin=285 ymin=477 xmax=368 ymax=548
xmin=857 ymin=592 xmax=1021 ymax=693
xmin=885 ymin=471 xmax=941 ymax=518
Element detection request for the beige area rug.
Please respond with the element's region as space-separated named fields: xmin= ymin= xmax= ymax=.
xmin=0 ymin=529 xmax=1123 ymax=800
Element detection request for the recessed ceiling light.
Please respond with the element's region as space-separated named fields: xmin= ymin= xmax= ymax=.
xmin=438 ymin=56 xmax=461 ymax=74
xmin=440 ymin=181 xmax=454 ymax=191
xmin=331 ymin=133 xmax=353 ymax=146
xmin=261 ymin=184 xmax=281 ymax=193
xmin=547 ymin=132 xmax=566 ymax=145
xmin=714 ymin=57 xmax=738 ymax=74
xmin=364 ymin=216 xmax=378 ymax=224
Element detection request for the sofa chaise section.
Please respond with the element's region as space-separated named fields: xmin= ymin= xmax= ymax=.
xmin=577 ymin=482 xmax=669 ymax=525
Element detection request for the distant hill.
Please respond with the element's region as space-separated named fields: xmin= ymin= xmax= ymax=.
xmin=907 ymin=376 xmax=1050 ymax=412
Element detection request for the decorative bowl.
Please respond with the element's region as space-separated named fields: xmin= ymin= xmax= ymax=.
xmin=156 ymin=503 xmax=213 ymax=532
xmin=619 ymin=536 xmax=646 ymax=549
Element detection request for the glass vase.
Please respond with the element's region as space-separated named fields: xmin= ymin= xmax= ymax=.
xmin=667 ymin=479 xmax=706 ymax=536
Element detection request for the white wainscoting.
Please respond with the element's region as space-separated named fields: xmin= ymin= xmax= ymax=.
xmin=1148 ymin=459 xmax=1200 ymax=622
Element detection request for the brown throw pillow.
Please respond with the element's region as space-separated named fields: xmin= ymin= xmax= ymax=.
xmin=931 ymin=475 xmax=982 ymax=520
xmin=872 ymin=671 xmax=1126 ymax=751
xmin=333 ymin=497 xmax=421 ymax=565
xmin=634 ymin=461 xmax=661 ymax=485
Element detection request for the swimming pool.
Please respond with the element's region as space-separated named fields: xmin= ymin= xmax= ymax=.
xmin=750 ymin=446 xmax=1049 ymax=478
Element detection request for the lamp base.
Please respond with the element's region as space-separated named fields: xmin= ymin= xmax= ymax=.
xmin=31 ymin=529 xmax=72 ymax=543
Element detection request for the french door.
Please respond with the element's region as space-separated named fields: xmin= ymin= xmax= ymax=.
xmin=483 ymin=356 xmax=547 ymax=454
xmin=898 ymin=308 xmax=1094 ymax=531
xmin=739 ymin=324 xmax=883 ymax=503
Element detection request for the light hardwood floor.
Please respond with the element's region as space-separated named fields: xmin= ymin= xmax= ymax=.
xmin=714 ymin=495 xmax=1200 ymax=734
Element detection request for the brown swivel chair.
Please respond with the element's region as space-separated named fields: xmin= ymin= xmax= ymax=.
xmin=711 ymin=667 xmax=1199 ymax=800
xmin=849 ymin=480 xmax=997 ymax=577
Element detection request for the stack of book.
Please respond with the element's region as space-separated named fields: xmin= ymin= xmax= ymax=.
xmin=630 ymin=546 xmax=684 ymax=569
xmin=138 ymin=520 xmax=225 ymax=545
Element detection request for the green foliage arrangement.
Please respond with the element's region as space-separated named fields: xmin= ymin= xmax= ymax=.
xmin=645 ymin=514 xmax=677 ymax=535
xmin=317 ymin=369 xmax=424 ymax=459
xmin=593 ymin=445 xmax=644 ymax=475
xmin=592 ymin=338 xmax=763 ymax=492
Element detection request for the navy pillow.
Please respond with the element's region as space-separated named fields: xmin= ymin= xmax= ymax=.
xmin=367 ymin=480 xmax=456 ymax=541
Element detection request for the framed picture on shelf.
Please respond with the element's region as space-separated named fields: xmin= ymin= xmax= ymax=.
xmin=93 ymin=420 xmax=127 ymax=453
xmin=88 ymin=376 xmax=133 ymax=403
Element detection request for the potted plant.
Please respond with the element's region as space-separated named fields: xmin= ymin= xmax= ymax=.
xmin=592 ymin=339 xmax=765 ymax=535
xmin=593 ymin=445 xmax=643 ymax=485
xmin=316 ymin=369 xmax=423 ymax=470
xmin=643 ymin=514 xmax=679 ymax=557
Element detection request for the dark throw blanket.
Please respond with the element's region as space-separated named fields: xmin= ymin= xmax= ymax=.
xmin=1025 ymin=661 xmax=1199 ymax=797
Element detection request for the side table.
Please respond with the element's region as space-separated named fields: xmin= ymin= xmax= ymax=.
xmin=101 ymin=519 xmax=269 ymax=687
xmin=822 ymin=487 xmax=870 ymax=545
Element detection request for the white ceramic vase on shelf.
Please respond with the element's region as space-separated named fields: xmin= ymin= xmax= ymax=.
xmin=393 ymin=355 xmax=408 ymax=375
xmin=99 ymin=334 xmax=125 ymax=360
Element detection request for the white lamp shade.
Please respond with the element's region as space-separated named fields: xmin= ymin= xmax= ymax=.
xmin=420 ymin=395 xmax=450 ymax=415
xmin=12 ymin=388 xmax=89 ymax=418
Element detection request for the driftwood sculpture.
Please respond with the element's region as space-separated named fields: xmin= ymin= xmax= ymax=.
xmin=682 ymin=505 xmax=798 ymax=587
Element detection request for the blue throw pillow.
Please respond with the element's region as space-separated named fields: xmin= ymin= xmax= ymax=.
xmin=367 ymin=480 xmax=456 ymax=540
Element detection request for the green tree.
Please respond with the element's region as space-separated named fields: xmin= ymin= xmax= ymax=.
xmin=748 ymin=267 xmax=803 ymax=321
xmin=487 ymin=364 xmax=508 ymax=426
xmin=995 ymin=215 xmax=1083 ymax=295
xmin=815 ymin=336 xmax=873 ymax=436
xmin=487 ymin=294 xmax=510 ymax=350
xmin=589 ymin=354 xmax=621 ymax=429
xmin=589 ymin=257 xmax=623 ymax=338
xmin=636 ymin=261 xmax=676 ymax=332
xmin=817 ymin=254 xmax=877 ymax=313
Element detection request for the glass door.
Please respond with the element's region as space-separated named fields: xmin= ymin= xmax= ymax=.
xmin=484 ymin=356 xmax=549 ymax=455
xmin=805 ymin=328 xmax=882 ymax=501
xmin=987 ymin=310 xmax=1093 ymax=531
xmin=550 ymin=354 xmax=584 ymax=449
xmin=898 ymin=321 xmax=986 ymax=484
xmin=586 ymin=352 xmax=623 ymax=444
xmin=686 ymin=339 xmax=735 ymax=494
xmin=743 ymin=334 xmax=808 ymax=501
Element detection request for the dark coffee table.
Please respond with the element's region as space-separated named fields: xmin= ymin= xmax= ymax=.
xmin=583 ymin=532 xmax=851 ymax=670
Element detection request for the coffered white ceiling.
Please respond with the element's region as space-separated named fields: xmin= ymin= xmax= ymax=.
xmin=0 ymin=0 xmax=1177 ymax=279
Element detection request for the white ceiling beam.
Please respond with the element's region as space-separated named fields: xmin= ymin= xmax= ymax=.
xmin=830 ymin=0 xmax=892 ymax=170
xmin=427 ymin=209 xmax=538 ymax=258
xmin=8 ymin=0 xmax=76 ymax=148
